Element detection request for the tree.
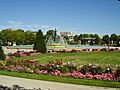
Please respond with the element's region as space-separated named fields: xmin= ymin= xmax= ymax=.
xmin=79 ymin=34 xmax=84 ymax=45
xmin=34 ymin=29 xmax=46 ymax=53
xmin=110 ymin=34 xmax=118 ymax=45
xmin=117 ymin=35 xmax=120 ymax=46
xmin=0 ymin=29 xmax=14 ymax=45
xmin=24 ymin=31 xmax=36 ymax=45
xmin=74 ymin=34 xmax=79 ymax=42
xmin=14 ymin=29 xmax=25 ymax=45
xmin=102 ymin=35 xmax=110 ymax=44
xmin=94 ymin=34 xmax=101 ymax=45
xmin=0 ymin=42 xmax=5 ymax=60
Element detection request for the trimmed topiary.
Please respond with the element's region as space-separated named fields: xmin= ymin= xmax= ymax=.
xmin=33 ymin=29 xmax=47 ymax=53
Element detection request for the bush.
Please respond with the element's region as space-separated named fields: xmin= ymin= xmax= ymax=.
xmin=105 ymin=66 xmax=113 ymax=74
xmin=0 ymin=43 xmax=5 ymax=60
xmin=115 ymin=65 xmax=120 ymax=77
xmin=79 ymin=64 xmax=103 ymax=75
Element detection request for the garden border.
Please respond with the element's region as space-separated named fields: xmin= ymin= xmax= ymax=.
xmin=0 ymin=70 xmax=120 ymax=88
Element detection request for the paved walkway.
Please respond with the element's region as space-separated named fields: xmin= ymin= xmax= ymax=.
xmin=0 ymin=75 xmax=119 ymax=90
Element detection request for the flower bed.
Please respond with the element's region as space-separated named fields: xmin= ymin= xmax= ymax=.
xmin=0 ymin=60 xmax=120 ymax=82
xmin=5 ymin=51 xmax=40 ymax=59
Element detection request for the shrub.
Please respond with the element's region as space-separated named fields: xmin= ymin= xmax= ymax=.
xmin=0 ymin=43 xmax=5 ymax=60
xmin=105 ymin=66 xmax=113 ymax=74
xmin=79 ymin=64 xmax=103 ymax=75
xmin=63 ymin=61 xmax=77 ymax=72
xmin=115 ymin=65 xmax=120 ymax=77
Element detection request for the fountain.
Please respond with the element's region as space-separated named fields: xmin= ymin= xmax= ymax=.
xmin=46 ymin=29 xmax=67 ymax=47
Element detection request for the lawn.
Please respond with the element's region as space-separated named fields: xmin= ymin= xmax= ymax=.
xmin=11 ymin=51 xmax=120 ymax=67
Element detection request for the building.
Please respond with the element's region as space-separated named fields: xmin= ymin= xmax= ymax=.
xmin=60 ymin=32 xmax=75 ymax=37
xmin=60 ymin=32 xmax=75 ymax=41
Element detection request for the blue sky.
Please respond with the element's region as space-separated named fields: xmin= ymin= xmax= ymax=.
xmin=0 ymin=0 xmax=120 ymax=34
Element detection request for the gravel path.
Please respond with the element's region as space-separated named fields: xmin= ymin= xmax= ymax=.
xmin=0 ymin=75 xmax=119 ymax=90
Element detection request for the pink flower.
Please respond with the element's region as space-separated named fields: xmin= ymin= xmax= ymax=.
xmin=94 ymin=74 xmax=103 ymax=80
xmin=6 ymin=56 xmax=12 ymax=59
xmin=85 ymin=72 xmax=93 ymax=79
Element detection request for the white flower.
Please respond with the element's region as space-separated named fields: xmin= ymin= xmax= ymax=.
xmin=67 ymin=62 xmax=70 ymax=64
xmin=116 ymin=65 xmax=118 ymax=67
xmin=107 ymin=68 xmax=110 ymax=70
xmin=89 ymin=63 xmax=92 ymax=66
xmin=80 ymin=65 xmax=83 ymax=68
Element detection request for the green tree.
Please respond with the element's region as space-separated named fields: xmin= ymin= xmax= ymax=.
xmin=34 ymin=29 xmax=46 ymax=53
xmin=24 ymin=31 xmax=36 ymax=45
xmin=110 ymin=34 xmax=118 ymax=45
xmin=90 ymin=40 xmax=94 ymax=45
xmin=94 ymin=34 xmax=101 ymax=45
xmin=14 ymin=29 xmax=25 ymax=45
xmin=0 ymin=29 xmax=14 ymax=45
xmin=79 ymin=34 xmax=84 ymax=45
xmin=0 ymin=42 xmax=5 ymax=60
xmin=74 ymin=34 xmax=79 ymax=42
xmin=102 ymin=35 xmax=110 ymax=44
xmin=117 ymin=35 xmax=120 ymax=46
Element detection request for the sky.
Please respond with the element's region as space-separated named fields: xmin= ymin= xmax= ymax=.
xmin=0 ymin=0 xmax=120 ymax=35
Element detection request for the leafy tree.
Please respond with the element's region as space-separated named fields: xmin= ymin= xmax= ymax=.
xmin=0 ymin=29 xmax=13 ymax=45
xmin=34 ymin=29 xmax=46 ymax=53
xmin=74 ymin=34 xmax=79 ymax=42
xmin=94 ymin=34 xmax=101 ymax=45
xmin=90 ymin=40 xmax=94 ymax=45
xmin=79 ymin=34 xmax=84 ymax=45
xmin=117 ymin=35 xmax=120 ymax=46
xmin=0 ymin=42 xmax=5 ymax=60
xmin=14 ymin=30 xmax=25 ymax=45
xmin=24 ymin=31 xmax=36 ymax=45
xmin=83 ymin=34 xmax=89 ymax=38
xmin=102 ymin=35 xmax=110 ymax=44
xmin=90 ymin=34 xmax=94 ymax=38
xmin=110 ymin=34 xmax=118 ymax=45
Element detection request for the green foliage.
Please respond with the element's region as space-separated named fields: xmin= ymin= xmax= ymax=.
xmin=24 ymin=31 xmax=36 ymax=45
xmin=34 ymin=29 xmax=46 ymax=53
xmin=0 ymin=43 xmax=5 ymax=60
xmin=94 ymin=34 xmax=101 ymax=45
xmin=79 ymin=64 xmax=103 ymax=75
xmin=0 ymin=29 xmax=36 ymax=45
xmin=74 ymin=34 xmax=79 ymax=42
xmin=102 ymin=35 xmax=110 ymax=44
xmin=110 ymin=34 xmax=118 ymax=45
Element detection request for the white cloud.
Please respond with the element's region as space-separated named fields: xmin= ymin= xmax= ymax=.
xmin=7 ymin=20 xmax=24 ymax=25
xmin=0 ymin=20 xmax=59 ymax=34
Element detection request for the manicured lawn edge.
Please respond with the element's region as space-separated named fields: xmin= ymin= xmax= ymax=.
xmin=0 ymin=70 xmax=120 ymax=88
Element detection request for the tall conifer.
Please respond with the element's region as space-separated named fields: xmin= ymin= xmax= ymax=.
xmin=34 ymin=30 xmax=46 ymax=53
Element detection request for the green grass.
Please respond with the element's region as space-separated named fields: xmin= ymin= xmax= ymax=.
xmin=11 ymin=51 xmax=120 ymax=67
xmin=0 ymin=70 xmax=120 ymax=88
